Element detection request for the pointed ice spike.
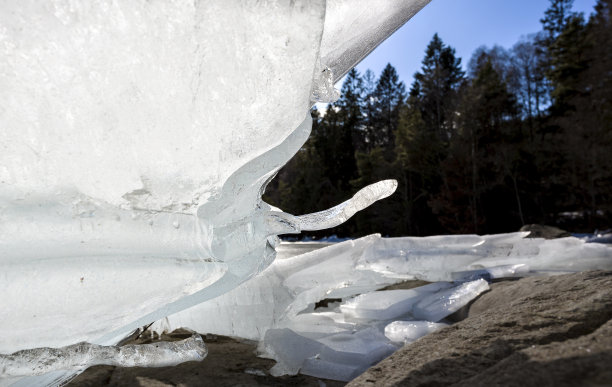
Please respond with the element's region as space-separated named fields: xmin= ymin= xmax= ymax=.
xmin=294 ymin=180 xmax=398 ymax=231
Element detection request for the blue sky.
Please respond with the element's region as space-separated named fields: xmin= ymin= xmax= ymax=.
xmin=353 ymin=0 xmax=598 ymax=89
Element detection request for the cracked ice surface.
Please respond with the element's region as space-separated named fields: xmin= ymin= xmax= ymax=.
xmin=0 ymin=0 xmax=428 ymax=384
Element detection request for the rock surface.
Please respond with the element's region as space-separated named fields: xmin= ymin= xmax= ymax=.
xmin=349 ymin=271 xmax=612 ymax=386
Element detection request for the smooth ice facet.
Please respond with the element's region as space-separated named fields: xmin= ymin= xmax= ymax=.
xmin=339 ymin=283 xmax=453 ymax=322
xmin=1 ymin=1 xmax=431 ymax=382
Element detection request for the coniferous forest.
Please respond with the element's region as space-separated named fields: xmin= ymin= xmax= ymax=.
xmin=264 ymin=0 xmax=612 ymax=238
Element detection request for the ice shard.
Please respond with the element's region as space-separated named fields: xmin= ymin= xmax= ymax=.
xmin=0 ymin=0 xmax=430 ymax=384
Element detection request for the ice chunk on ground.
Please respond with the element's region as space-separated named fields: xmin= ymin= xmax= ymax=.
xmin=264 ymin=327 xmax=397 ymax=382
xmin=384 ymin=321 xmax=448 ymax=343
xmin=339 ymin=283 xmax=453 ymax=322
xmin=0 ymin=335 xmax=206 ymax=377
xmin=301 ymin=357 xmax=362 ymax=383
xmin=413 ymin=279 xmax=490 ymax=322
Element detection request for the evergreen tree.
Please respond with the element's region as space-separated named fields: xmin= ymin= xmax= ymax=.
xmin=367 ymin=63 xmax=406 ymax=152
xmin=359 ymin=69 xmax=378 ymax=152
xmin=311 ymin=69 xmax=363 ymax=199
xmin=410 ymin=33 xmax=464 ymax=143
xmin=541 ymin=0 xmax=576 ymax=42
xmin=266 ymin=1 xmax=612 ymax=237
xmin=352 ymin=147 xmax=399 ymax=235
xmin=433 ymin=57 xmax=519 ymax=233
xmin=335 ymin=68 xmax=364 ymax=177
xmin=547 ymin=14 xmax=589 ymax=115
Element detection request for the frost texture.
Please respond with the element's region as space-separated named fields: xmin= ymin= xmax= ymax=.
xmin=0 ymin=0 xmax=428 ymax=385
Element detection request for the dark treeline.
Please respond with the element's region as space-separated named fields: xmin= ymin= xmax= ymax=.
xmin=265 ymin=0 xmax=612 ymax=237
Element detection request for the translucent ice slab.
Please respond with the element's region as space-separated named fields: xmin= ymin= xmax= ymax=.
xmin=339 ymin=283 xmax=454 ymax=322
xmin=412 ymin=279 xmax=490 ymax=322
xmin=0 ymin=1 xmax=430 ymax=384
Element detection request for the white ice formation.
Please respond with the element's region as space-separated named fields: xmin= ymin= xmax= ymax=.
xmin=149 ymin=232 xmax=612 ymax=381
xmin=0 ymin=0 xmax=430 ymax=385
xmin=0 ymin=335 xmax=207 ymax=378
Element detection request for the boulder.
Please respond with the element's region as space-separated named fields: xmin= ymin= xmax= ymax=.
xmin=349 ymin=271 xmax=612 ymax=386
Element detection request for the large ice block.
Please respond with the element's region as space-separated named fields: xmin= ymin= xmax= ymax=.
xmin=1 ymin=1 xmax=433 ymax=384
xmin=263 ymin=327 xmax=397 ymax=382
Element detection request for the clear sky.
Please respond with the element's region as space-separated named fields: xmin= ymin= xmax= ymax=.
xmin=353 ymin=0 xmax=598 ymax=89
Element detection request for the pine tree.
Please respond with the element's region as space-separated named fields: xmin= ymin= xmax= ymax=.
xmin=367 ymin=63 xmax=406 ymax=152
xmin=541 ymin=0 xmax=576 ymax=42
xmin=410 ymin=33 xmax=464 ymax=143
xmin=393 ymin=104 xmax=444 ymax=235
xmin=433 ymin=56 xmax=519 ymax=233
xmin=334 ymin=68 xmax=364 ymax=182
xmin=360 ymin=69 xmax=378 ymax=152
xmin=553 ymin=0 xmax=612 ymax=228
